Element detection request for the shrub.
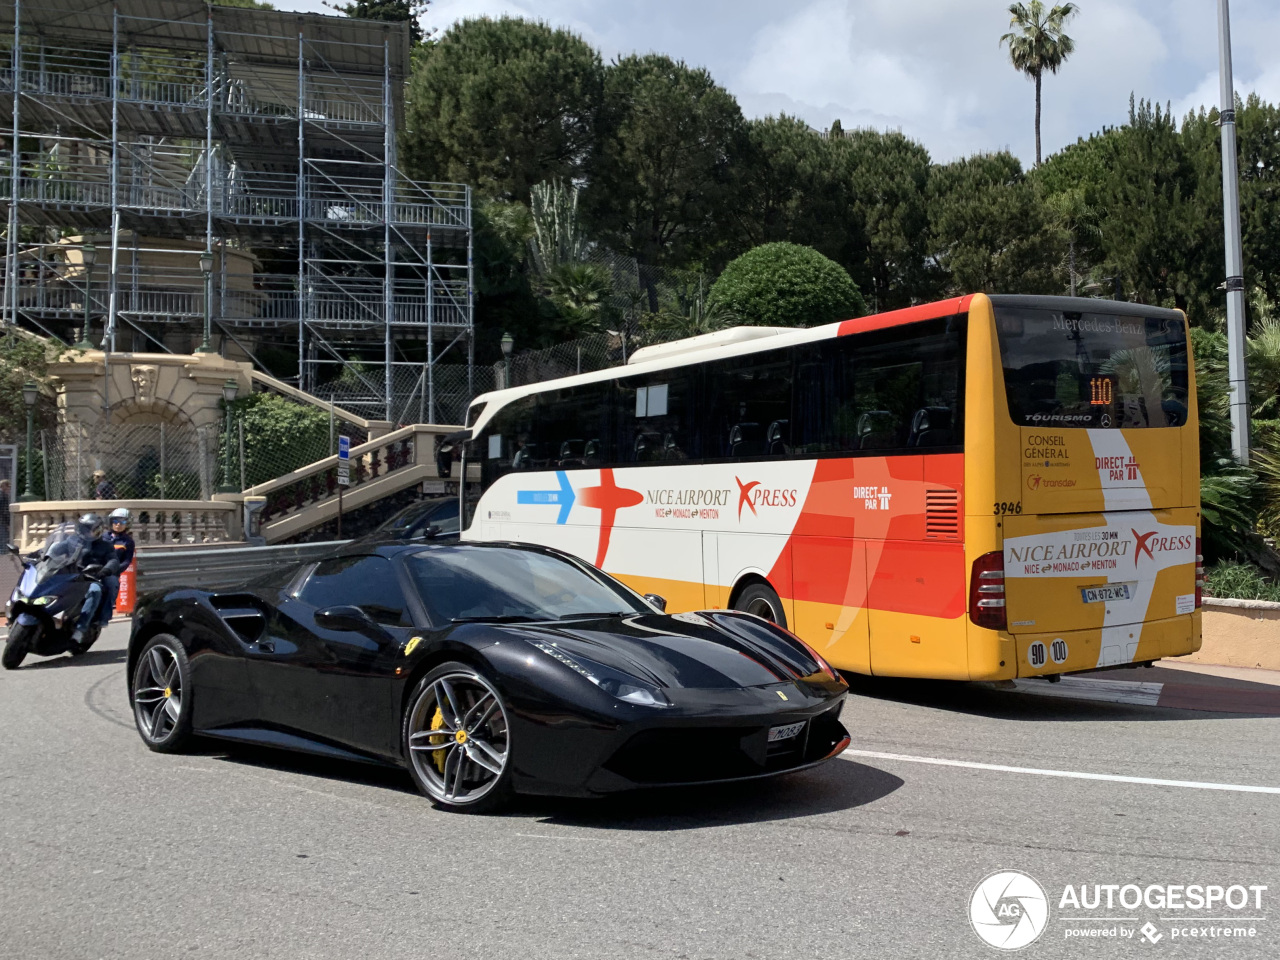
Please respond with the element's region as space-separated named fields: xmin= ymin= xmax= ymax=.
xmin=1204 ymin=560 xmax=1280 ymax=602
xmin=224 ymin=393 xmax=332 ymax=490
xmin=708 ymin=242 xmax=866 ymax=328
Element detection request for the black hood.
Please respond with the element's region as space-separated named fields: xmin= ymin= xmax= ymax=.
xmin=494 ymin=611 xmax=830 ymax=691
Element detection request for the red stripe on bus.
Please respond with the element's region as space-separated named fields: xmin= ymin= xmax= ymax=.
xmin=837 ymin=295 xmax=974 ymax=337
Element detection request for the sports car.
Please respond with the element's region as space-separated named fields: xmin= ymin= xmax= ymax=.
xmin=126 ymin=541 xmax=850 ymax=812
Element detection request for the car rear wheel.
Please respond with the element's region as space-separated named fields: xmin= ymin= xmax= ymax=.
xmin=2 ymin=622 xmax=35 ymax=670
xmin=734 ymin=581 xmax=788 ymax=630
xmin=403 ymin=662 xmax=513 ymax=813
xmin=131 ymin=635 xmax=193 ymax=753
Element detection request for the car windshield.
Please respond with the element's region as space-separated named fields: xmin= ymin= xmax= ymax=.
xmin=403 ymin=546 xmax=648 ymax=624
xmin=376 ymin=499 xmax=457 ymax=536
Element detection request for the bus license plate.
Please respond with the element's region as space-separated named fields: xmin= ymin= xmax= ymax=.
xmin=768 ymin=722 xmax=805 ymax=742
xmin=1081 ymin=583 xmax=1133 ymax=604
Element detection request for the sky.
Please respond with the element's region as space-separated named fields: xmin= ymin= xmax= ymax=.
xmin=280 ymin=0 xmax=1280 ymax=166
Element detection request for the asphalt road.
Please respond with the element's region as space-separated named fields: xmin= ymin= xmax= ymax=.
xmin=2 ymin=623 xmax=1279 ymax=960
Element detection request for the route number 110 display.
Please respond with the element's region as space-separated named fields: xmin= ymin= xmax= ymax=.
xmin=1089 ymin=376 xmax=1114 ymax=406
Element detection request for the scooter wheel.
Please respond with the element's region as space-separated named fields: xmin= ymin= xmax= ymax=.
xmin=2 ymin=622 xmax=35 ymax=670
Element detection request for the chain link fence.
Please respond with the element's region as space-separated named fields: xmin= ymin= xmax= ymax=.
xmin=41 ymin=421 xmax=222 ymax=501
xmin=312 ymin=361 xmax=496 ymax=427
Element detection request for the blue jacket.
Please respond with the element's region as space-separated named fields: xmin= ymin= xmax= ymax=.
xmin=105 ymin=531 xmax=135 ymax=572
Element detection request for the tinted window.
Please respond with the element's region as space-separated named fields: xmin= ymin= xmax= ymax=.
xmin=996 ymin=306 xmax=1189 ymax=429
xmin=704 ymin=354 xmax=792 ymax=459
xmin=792 ymin=316 xmax=965 ymax=454
xmin=468 ymin=313 xmax=965 ymax=485
xmin=405 ymin=547 xmax=648 ymax=623
xmin=298 ymin=555 xmax=413 ymax=626
xmin=619 ymin=367 xmax=700 ymax=463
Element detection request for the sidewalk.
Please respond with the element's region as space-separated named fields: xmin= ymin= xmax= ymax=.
xmin=1022 ymin=659 xmax=1280 ymax=716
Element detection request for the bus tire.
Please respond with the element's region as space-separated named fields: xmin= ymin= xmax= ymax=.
xmin=733 ymin=582 xmax=788 ymax=630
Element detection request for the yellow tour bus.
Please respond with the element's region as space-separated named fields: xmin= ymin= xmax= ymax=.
xmin=459 ymin=293 xmax=1202 ymax=680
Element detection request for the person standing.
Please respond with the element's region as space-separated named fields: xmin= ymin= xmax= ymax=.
xmin=98 ymin=507 xmax=135 ymax=626
xmin=92 ymin=469 xmax=117 ymax=500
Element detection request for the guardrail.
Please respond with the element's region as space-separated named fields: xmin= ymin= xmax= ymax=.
xmin=134 ymin=540 xmax=350 ymax=596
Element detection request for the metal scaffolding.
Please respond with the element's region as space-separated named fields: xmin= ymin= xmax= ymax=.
xmin=1 ymin=0 xmax=473 ymax=422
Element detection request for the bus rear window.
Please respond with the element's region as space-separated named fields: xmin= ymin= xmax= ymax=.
xmin=995 ymin=306 xmax=1189 ymax=429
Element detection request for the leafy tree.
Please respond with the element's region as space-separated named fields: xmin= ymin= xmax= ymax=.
xmin=1000 ymin=1 xmax=1080 ymax=165
xmin=730 ymin=116 xmax=852 ymax=265
xmin=836 ymin=129 xmax=934 ymax=309
xmin=326 ymin=1 xmax=428 ymax=44
xmin=1045 ymin=187 xmax=1100 ymax=295
xmin=1091 ymin=99 xmax=1217 ymax=317
xmin=402 ymin=18 xmax=604 ymax=202
xmin=587 ymin=54 xmax=747 ymax=289
xmin=1238 ymin=95 xmax=1280 ymax=307
xmin=709 ymin=242 xmax=865 ymax=328
xmin=927 ymin=152 xmax=1063 ymax=294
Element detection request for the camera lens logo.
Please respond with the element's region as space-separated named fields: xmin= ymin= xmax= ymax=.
xmin=969 ymin=870 xmax=1049 ymax=950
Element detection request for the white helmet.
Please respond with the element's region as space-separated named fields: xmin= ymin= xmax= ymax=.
xmin=108 ymin=507 xmax=132 ymax=532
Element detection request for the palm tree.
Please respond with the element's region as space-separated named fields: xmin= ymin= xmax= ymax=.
xmin=1000 ymin=1 xmax=1080 ymax=166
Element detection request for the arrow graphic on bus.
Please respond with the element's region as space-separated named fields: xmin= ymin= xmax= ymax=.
xmin=516 ymin=471 xmax=576 ymax=524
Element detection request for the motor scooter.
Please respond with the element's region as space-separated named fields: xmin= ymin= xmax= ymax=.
xmin=3 ymin=524 xmax=116 ymax=670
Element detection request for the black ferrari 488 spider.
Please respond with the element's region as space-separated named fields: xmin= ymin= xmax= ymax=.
xmin=127 ymin=541 xmax=850 ymax=812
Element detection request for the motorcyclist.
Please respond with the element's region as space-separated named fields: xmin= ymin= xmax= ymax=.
xmin=99 ymin=507 xmax=135 ymax=626
xmin=69 ymin=513 xmax=118 ymax=647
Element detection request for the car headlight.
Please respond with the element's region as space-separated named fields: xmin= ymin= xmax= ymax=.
xmin=531 ymin=641 xmax=669 ymax=707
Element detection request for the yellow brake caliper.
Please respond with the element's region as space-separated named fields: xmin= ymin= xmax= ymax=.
xmin=429 ymin=707 xmax=448 ymax=773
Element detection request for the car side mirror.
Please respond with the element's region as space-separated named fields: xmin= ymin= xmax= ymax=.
xmin=316 ymin=604 xmax=385 ymax=635
xmin=644 ymin=593 xmax=667 ymax=612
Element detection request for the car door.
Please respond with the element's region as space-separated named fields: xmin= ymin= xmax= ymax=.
xmin=249 ymin=554 xmax=416 ymax=758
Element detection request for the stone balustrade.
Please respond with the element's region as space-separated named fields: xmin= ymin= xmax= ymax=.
xmin=7 ymin=500 xmax=241 ymax=553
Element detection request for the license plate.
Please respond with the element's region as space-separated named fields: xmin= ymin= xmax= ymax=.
xmin=768 ymin=721 xmax=805 ymax=742
xmin=1081 ymin=583 xmax=1133 ymax=604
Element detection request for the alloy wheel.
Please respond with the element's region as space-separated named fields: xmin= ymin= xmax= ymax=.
xmin=133 ymin=644 xmax=184 ymax=743
xmin=406 ymin=671 xmax=510 ymax=806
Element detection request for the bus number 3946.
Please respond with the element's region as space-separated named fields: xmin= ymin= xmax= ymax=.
xmin=994 ymin=501 xmax=1023 ymax=516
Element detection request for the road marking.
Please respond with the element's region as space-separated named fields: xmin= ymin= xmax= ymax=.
xmin=1003 ymin=676 xmax=1163 ymax=706
xmin=842 ymin=749 xmax=1280 ymax=795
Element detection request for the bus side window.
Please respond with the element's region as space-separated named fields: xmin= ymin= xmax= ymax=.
xmin=705 ymin=355 xmax=791 ymax=460
xmin=623 ymin=369 xmax=698 ymax=463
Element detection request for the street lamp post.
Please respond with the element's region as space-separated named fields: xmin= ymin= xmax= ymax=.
xmin=75 ymin=242 xmax=97 ymax=350
xmin=218 ymin=378 xmax=239 ymax=493
xmin=196 ymin=248 xmax=215 ymax=354
xmin=500 ymin=332 xmax=514 ymax=390
xmin=19 ymin=380 xmax=38 ymax=502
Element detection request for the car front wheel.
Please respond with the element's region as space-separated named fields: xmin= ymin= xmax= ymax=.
xmin=131 ymin=634 xmax=193 ymax=753
xmin=403 ymin=662 xmax=513 ymax=813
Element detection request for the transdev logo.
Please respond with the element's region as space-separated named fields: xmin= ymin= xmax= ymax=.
xmin=1027 ymin=474 xmax=1077 ymax=491
xmin=969 ymin=870 xmax=1050 ymax=950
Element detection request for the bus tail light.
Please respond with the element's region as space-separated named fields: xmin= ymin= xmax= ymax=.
xmin=1195 ymin=537 xmax=1205 ymax=609
xmin=969 ymin=551 xmax=1006 ymax=630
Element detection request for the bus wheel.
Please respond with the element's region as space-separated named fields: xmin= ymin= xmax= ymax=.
xmin=734 ymin=582 xmax=788 ymax=630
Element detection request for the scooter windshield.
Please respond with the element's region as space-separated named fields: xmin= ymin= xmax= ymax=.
xmin=34 ymin=529 xmax=88 ymax=585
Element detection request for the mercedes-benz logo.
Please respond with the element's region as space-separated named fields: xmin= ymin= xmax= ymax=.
xmin=969 ymin=870 xmax=1050 ymax=950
